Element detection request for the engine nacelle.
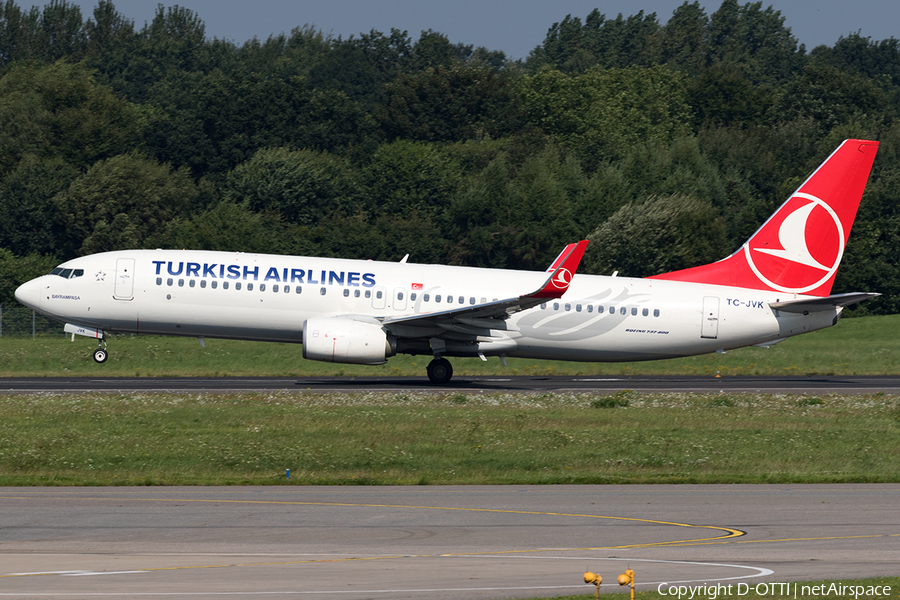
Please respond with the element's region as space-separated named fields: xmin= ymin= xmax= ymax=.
xmin=302 ymin=316 xmax=396 ymax=365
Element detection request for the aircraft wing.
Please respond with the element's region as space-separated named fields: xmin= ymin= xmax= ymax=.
xmin=380 ymin=241 xmax=588 ymax=335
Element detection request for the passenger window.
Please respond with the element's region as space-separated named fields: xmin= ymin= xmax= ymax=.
xmin=631 ymin=307 xmax=637 ymax=316
xmin=235 ymin=282 xmax=241 ymax=290
xmin=436 ymin=294 xmax=441 ymax=303
xmin=411 ymin=293 xmax=417 ymax=301
xmin=469 ymin=297 xmax=475 ymax=305
xmin=295 ymin=286 xmax=302 ymax=294
xmin=343 ymin=289 xmax=350 ymax=297
xmin=481 ymin=297 xmax=486 ymax=304
xmin=354 ymin=289 xmax=360 ymax=298
xmin=654 ymin=309 xmax=660 ymax=317
xmin=541 ymin=303 xmax=547 ymax=310
xmin=212 ymin=281 xmax=218 ymax=289
xmin=458 ymin=296 xmax=464 ymax=304
xmin=223 ymin=282 xmax=229 ymax=290
xmin=587 ymin=305 xmax=593 ymax=313
xmin=259 ymin=284 xmax=265 ymax=292
xmin=565 ymin=303 xmax=571 ymax=311
xmin=397 ymin=291 xmax=404 ymax=301
xmin=376 ymin=290 xmax=382 ymax=299
xmin=553 ymin=302 xmax=559 ymax=310
xmin=447 ymin=296 xmax=453 ymax=304
xmin=320 ymin=287 xmax=327 ymax=295
xmin=200 ymin=280 xmax=206 ymax=289
xmin=248 ymin=283 xmax=254 ymax=291
xmin=576 ymin=304 xmax=582 ymax=312
xmin=364 ymin=290 xmax=370 ymax=298
xmin=167 ymin=278 xmax=173 ymax=286
xmin=608 ymin=305 xmax=614 ymax=313
xmin=642 ymin=308 xmax=648 ymax=316
xmin=156 ymin=277 xmax=162 ymax=286
xmin=598 ymin=306 xmax=604 ymax=313
xmin=620 ymin=307 xmax=627 ymax=315
xmin=178 ymin=279 xmax=184 ymax=287
xmin=189 ymin=279 xmax=195 ymax=288
xmin=273 ymin=285 xmax=279 ymax=292
xmin=424 ymin=293 xmax=430 ymax=302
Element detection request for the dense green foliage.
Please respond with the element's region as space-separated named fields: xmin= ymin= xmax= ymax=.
xmin=2 ymin=0 xmax=900 ymax=314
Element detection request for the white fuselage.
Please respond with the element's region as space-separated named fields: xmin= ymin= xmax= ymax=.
xmin=19 ymin=249 xmax=838 ymax=362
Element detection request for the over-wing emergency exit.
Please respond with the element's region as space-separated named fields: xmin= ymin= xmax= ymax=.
xmin=15 ymin=140 xmax=880 ymax=383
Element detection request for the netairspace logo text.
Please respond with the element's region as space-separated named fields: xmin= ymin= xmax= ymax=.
xmin=657 ymin=582 xmax=892 ymax=600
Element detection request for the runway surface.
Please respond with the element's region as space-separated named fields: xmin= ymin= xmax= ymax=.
xmin=2 ymin=374 xmax=900 ymax=394
xmin=1 ymin=485 xmax=898 ymax=599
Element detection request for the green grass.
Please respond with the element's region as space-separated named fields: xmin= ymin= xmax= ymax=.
xmin=527 ymin=576 xmax=899 ymax=600
xmin=1 ymin=313 xmax=900 ymax=377
xmin=1 ymin=391 xmax=897 ymax=486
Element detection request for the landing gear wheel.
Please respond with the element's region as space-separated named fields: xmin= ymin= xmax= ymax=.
xmin=427 ymin=357 xmax=453 ymax=385
xmin=93 ymin=348 xmax=108 ymax=363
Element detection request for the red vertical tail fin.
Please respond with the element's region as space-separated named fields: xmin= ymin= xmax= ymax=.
xmin=648 ymin=139 xmax=879 ymax=296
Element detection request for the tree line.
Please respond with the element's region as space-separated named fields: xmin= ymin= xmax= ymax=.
xmin=1 ymin=0 xmax=900 ymax=314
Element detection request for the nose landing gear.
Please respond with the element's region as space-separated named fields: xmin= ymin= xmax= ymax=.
xmin=65 ymin=324 xmax=109 ymax=364
xmin=426 ymin=357 xmax=453 ymax=384
xmin=93 ymin=339 xmax=108 ymax=363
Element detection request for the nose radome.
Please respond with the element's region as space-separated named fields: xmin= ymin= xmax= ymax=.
xmin=14 ymin=277 xmax=43 ymax=311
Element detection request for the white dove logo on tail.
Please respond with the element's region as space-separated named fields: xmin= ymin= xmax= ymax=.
xmin=551 ymin=268 xmax=572 ymax=289
xmin=744 ymin=193 xmax=845 ymax=294
xmin=752 ymin=201 xmax=831 ymax=270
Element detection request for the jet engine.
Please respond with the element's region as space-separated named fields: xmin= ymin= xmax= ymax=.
xmin=302 ymin=316 xmax=396 ymax=364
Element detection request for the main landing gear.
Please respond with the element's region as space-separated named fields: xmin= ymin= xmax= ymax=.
xmin=426 ymin=357 xmax=453 ymax=384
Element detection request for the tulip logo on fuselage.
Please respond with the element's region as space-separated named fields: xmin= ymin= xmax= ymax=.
xmin=744 ymin=193 xmax=844 ymax=293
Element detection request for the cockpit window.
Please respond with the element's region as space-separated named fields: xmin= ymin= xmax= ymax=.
xmin=50 ymin=268 xmax=84 ymax=279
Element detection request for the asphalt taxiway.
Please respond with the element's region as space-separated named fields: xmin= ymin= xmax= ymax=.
xmin=1 ymin=485 xmax=898 ymax=599
xmin=2 ymin=374 xmax=900 ymax=394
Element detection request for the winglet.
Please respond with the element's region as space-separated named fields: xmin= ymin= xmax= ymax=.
xmin=546 ymin=243 xmax=577 ymax=272
xmin=532 ymin=240 xmax=588 ymax=299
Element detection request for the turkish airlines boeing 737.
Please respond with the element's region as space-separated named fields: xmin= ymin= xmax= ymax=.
xmin=15 ymin=139 xmax=879 ymax=384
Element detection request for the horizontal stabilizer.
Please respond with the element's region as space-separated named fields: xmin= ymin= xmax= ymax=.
xmin=769 ymin=292 xmax=880 ymax=313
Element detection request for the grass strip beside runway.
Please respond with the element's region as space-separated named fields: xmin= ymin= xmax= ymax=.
xmin=1 ymin=313 xmax=900 ymax=377
xmin=0 ymin=391 xmax=897 ymax=486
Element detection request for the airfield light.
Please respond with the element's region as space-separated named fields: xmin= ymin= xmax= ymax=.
xmin=584 ymin=571 xmax=602 ymax=599
xmin=618 ymin=568 xmax=635 ymax=600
